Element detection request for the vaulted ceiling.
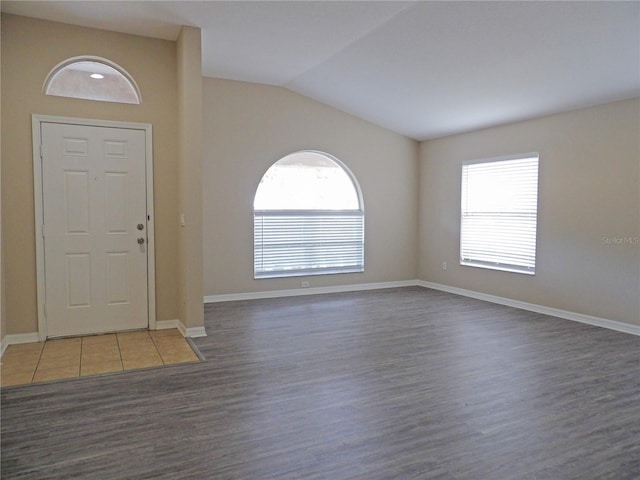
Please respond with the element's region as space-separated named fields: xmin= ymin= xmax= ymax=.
xmin=3 ymin=1 xmax=639 ymax=140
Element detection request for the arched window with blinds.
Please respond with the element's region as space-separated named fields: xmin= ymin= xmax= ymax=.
xmin=254 ymin=151 xmax=364 ymax=279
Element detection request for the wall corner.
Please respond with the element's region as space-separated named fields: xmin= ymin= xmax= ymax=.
xmin=177 ymin=26 xmax=204 ymax=331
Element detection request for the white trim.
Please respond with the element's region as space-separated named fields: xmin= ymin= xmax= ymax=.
xmin=32 ymin=118 xmax=47 ymax=341
xmin=254 ymin=151 xmax=366 ymax=279
xmin=154 ymin=319 xmax=207 ymax=338
xmin=143 ymin=124 xmax=157 ymax=331
xmin=43 ymin=55 xmax=142 ymax=104
xmin=185 ymin=326 xmax=207 ymax=338
xmin=1 ymin=337 xmax=9 ymax=357
xmin=256 ymin=150 xmax=365 ymax=211
xmin=462 ymin=151 xmax=539 ymax=166
xmin=1 ymin=333 xmax=41 ymax=357
xmin=5 ymin=279 xmax=634 ymax=355
xmin=204 ymin=280 xmax=419 ymax=303
xmin=31 ymin=114 xmax=156 ymax=340
xmin=154 ymin=319 xmax=181 ymax=331
xmin=417 ymin=281 xmax=640 ymax=336
xmin=203 ymin=279 xmax=639 ymax=336
xmin=176 ymin=321 xmax=187 ymax=337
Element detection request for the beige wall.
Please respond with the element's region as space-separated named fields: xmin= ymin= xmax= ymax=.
xmin=1 ymin=14 xmax=180 ymax=334
xmin=203 ymin=78 xmax=419 ymax=295
xmin=419 ymin=98 xmax=640 ymax=325
xmin=0 ymin=15 xmax=5 ymax=344
xmin=3 ymin=13 xmax=635 ymax=336
xmin=177 ymin=27 xmax=204 ymax=329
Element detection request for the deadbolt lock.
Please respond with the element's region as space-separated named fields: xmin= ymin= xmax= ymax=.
xmin=137 ymin=223 xmax=144 ymax=230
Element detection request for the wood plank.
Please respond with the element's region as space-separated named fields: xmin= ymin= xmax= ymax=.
xmin=2 ymin=287 xmax=639 ymax=479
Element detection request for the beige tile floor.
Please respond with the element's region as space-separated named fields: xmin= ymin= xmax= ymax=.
xmin=1 ymin=329 xmax=200 ymax=387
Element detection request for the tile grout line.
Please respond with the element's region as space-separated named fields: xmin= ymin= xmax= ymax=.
xmin=30 ymin=343 xmax=45 ymax=385
xmin=3 ymin=329 xmax=200 ymax=387
xmin=149 ymin=333 xmax=167 ymax=365
xmin=78 ymin=337 xmax=83 ymax=378
xmin=115 ymin=333 xmax=125 ymax=373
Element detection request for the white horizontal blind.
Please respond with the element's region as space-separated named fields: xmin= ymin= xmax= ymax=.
xmin=460 ymin=155 xmax=539 ymax=274
xmin=254 ymin=210 xmax=364 ymax=278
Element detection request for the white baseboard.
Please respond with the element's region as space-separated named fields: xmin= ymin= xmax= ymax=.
xmin=417 ymin=280 xmax=640 ymax=336
xmin=184 ymin=326 xmax=207 ymax=338
xmin=1 ymin=332 xmax=41 ymax=357
xmin=203 ymin=279 xmax=638 ymax=336
xmin=203 ymin=280 xmax=419 ymax=303
xmin=0 ymin=322 xmax=208 ymax=358
xmin=154 ymin=319 xmax=181 ymax=331
xmin=4 ymin=279 xmax=633 ymax=358
xmin=155 ymin=319 xmax=207 ymax=338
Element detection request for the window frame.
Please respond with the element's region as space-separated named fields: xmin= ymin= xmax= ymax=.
xmin=460 ymin=153 xmax=540 ymax=275
xmin=43 ymin=56 xmax=142 ymax=105
xmin=253 ymin=151 xmax=365 ymax=279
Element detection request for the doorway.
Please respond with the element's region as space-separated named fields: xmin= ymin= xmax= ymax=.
xmin=33 ymin=115 xmax=156 ymax=339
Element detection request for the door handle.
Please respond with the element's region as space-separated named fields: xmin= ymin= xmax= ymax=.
xmin=137 ymin=237 xmax=145 ymax=245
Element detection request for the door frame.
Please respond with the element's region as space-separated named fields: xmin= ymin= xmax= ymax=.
xmin=32 ymin=114 xmax=157 ymax=340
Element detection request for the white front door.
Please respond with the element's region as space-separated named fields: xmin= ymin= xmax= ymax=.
xmin=41 ymin=122 xmax=149 ymax=337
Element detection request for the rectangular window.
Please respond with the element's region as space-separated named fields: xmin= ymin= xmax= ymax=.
xmin=254 ymin=210 xmax=364 ymax=279
xmin=460 ymin=154 xmax=539 ymax=275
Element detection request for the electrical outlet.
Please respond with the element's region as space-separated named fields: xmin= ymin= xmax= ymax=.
xmin=442 ymin=261 xmax=447 ymax=271
xmin=301 ymin=281 xmax=310 ymax=288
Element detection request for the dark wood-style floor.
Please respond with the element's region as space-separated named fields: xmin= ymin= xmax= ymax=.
xmin=2 ymin=287 xmax=639 ymax=479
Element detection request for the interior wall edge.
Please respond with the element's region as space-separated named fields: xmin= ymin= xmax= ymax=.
xmin=203 ymin=280 xmax=420 ymax=303
xmin=418 ymin=280 xmax=640 ymax=336
xmin=203 ymin=279 xmax=639 ymax=337
xmin=1 ymin=332 xmax=41 ymax=357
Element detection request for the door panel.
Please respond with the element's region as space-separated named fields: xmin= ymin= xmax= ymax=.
xmin=105 ymin=173 xmax=129 ymax=232
xmin=41 ymin=122 xmax=148 ymax=337
xmin=66 ymin=253 xmax=91 ymax=307
xmin=106 ymin=252 xmax=130 ymax=305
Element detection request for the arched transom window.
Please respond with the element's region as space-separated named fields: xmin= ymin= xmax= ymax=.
xmin=44 ymin=56 xmax=141 ymax=104
xmin=254 ymin=151 xmax=364 ymax=278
